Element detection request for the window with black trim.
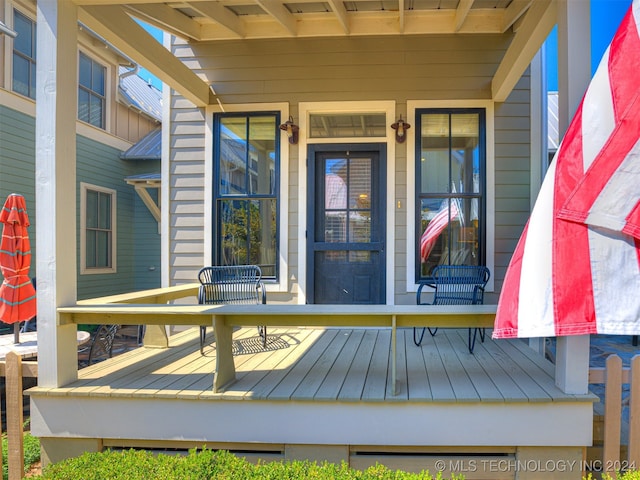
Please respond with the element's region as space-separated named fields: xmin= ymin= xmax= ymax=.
xmin=78 ymin=52 xmax=106 ymax=129
xmin=12 ymin=9 xmax=36 ymax=99
xmin=416 ymin=108 xmax=485 ymax=281
xmin=213 ymin=112 xmax=279 ymax=280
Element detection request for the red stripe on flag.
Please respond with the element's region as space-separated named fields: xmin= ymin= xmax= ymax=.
xmin=558 ymin=10 xmax=640 ymax=225
xmin=609 ymin=10 xmax=640 ymax=121
xmin=552 ymin=106 xmax=598 ymax=335
xmin=624 ymin=201 xmax=640 ymax=238
xmin=494 ymin=222 xmax=528 ymax=337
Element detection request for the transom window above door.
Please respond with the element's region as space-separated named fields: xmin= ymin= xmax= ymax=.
xmin=309 ymin=113 xmax=387 ymax=138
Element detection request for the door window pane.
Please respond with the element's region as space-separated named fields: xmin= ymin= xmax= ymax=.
xmin=322 ymin=156 xmax=372 ymax=244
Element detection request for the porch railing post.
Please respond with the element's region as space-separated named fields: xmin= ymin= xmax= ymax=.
xmin=603 ymin=354 xmax=622 ymax=474
xmin=6 ymin=352 xmax=24 ymax=480
xmin=629 ymin=355 xmax=640 ymax=466
xmin=555 ymin=334 xmax=590 ymax=394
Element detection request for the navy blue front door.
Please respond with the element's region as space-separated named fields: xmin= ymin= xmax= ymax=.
xmin=307 ymin=144 xmax=386 ymax=304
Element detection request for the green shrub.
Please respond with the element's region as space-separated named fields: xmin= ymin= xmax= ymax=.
xmin=31 ymin=448 xmax=463 ymax=480
xmin=2 ymin=431 xmax=40 ymax=480
xmin=590 ymin=472 xmax=640 ymax=480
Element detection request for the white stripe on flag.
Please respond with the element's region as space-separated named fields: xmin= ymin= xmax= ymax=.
xmin=516 ymin=160 xmax=556 ymax=337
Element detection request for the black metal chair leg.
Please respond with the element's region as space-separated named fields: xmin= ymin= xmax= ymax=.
xmin=258 ymin=326 xmax=267 ymax=347
xmin=468 ymin=328 xmax=477 ymax=354
xmin=413 ymin=327 xmax=426 ymax=346
xmin=200 ymin=326 xmax=206 ymax=355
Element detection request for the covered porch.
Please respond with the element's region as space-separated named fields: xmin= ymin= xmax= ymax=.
xmin=28 ymin=288 xmax=595 ymax=479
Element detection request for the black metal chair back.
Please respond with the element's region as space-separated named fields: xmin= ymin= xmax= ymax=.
xmin=197 ymin=265 xmax=267 ymax=353
xmin=415 ymin=265 xmax=490 ymax=353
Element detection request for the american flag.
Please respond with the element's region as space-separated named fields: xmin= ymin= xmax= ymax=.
xmin=420 ymin=199 xmax=461 ymax=262
xmin=493 ymin=0 xmax=640 ymax=339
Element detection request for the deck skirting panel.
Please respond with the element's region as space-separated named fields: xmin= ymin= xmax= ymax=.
xmin=30 ymin=394 xmax=593 ymax=447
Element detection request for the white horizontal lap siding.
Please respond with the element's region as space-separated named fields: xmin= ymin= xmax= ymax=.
xmin=492 ymin=73 xmax=532 ymax=299
xmin=169 ymin=33 xmax=523 ymax=298
xmin=168 ymin=85 xmax=206 ymax=284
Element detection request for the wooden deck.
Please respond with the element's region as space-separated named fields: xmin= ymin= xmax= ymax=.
xmin=29 ymin=326 xmax=596 ymax=479
xmin=38 ymin=326 xmax=583 ymax=403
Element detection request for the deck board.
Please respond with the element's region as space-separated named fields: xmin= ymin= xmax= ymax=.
xmin=446 ymin=329 xmax=504 ymax=402
xmin=314 ymin=329 xmax=364 ymax=401
xmin=58 ymin=326 xmax=584 ymax=404
xmin=338 ymin=329 xmax=378 ymax=401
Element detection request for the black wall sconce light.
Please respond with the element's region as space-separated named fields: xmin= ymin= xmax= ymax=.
xmin=391 ymin=115 xmax=411 ymax=143
xmin=279 ymin=116 xmax=299 ymax=144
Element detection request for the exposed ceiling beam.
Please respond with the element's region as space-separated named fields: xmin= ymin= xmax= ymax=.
xmin=501 ymin=0 xmax=531 ymax=33
xmin=254 ymin=0 xmax=298 ymax=36
xmin=492 ymin=0 xmax=556 ymax=102
xmin=453 ymin=0 xmax=474 ymax=32
xmin=125 ymin=3 xmax=201 ymax=41
xmin=186 ymin=1 xmax=245 ymax=38
xmin=326 ymin=0 xmax=350 ymax=34
xmin=73 ymin=0 xmax=214 ymax=4
xmin=195 ymin=9 xmax=507 ymax=40
xmin=398 ymin=0 xmax=405 ymax=33
xmin=79 ymin=5 xmax=214 ymax=107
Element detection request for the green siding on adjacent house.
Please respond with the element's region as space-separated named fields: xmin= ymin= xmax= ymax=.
xmin=0 ymin=105 xmax=160 ymax=299
xmin=76 ymin=136 xmax=160 ymax=299
xmin=0 ymin=106 xmax=37 ymax=279
xmin=130 ymin=169 xmax=161 ymax=290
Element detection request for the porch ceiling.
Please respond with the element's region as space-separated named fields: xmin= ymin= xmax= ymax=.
xmin=74 ymin=0 xmax=556 ymax=105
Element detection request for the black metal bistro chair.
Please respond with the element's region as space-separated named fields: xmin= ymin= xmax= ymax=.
xmin=78 ymin=324 xmax=119 ymax=367
xmin=415 ymin=265 xmax=491 ymax=354
xmin=197 ymin=265 xmax=267 ymax=354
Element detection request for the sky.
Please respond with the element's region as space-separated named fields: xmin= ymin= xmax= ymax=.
xmin=545 ymin=0 xmax=633 ymax=91
xmin=136 ymin=23 xmax=164 ymax=90
xmin=136 ymin=0 xmax=634 ymax=92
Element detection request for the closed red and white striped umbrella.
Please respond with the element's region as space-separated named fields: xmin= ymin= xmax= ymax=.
xmin=0 ymin=194 xmax=36 ymax=329
xmin=494 ymin=0 xmax=640 ymax=339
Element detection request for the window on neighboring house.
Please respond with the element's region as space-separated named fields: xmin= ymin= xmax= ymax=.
xmin=78 ymin=52 xmax=106 ymax=129
xmin=81 ymin=183 xmax=116 ymax=274
xmin=213 ymin=112 xmax=279 ymax=280
xmin=12 ymin=10 xmax=36 ymax=99
xmin=416 ymin=108 xmax=485 ymax=281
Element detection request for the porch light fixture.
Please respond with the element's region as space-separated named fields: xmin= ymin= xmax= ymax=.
xmin=279 ymin=116 xmax=299 ymax=144
xmin=391 ymin=115 xmax=411 ymax=143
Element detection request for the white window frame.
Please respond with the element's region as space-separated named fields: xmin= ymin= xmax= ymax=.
xmin=205 ymin=102 xmax=289 ymax=293
xmin=298 ymin=100 xmax=397 ymax=305
xmin=406 ymin=100 xmax=495 ymax=293
xmin=77 ymin=49 xmax=109 ymax=130
xmin=10 ymin=6 xmax=36 ymax=100
xmin=80 ymin=182 xmax=117 ymax=274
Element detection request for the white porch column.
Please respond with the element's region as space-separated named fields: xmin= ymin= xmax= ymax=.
xmin=35 ymin=0 xmax=79 ymax=387
xmin=556 ymin=0 xmax=591 ymax=138
xmin=554 ymin=0 xmax=591 ymax=397
xmin=555 ymin=334 xmax=590 ymax=394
